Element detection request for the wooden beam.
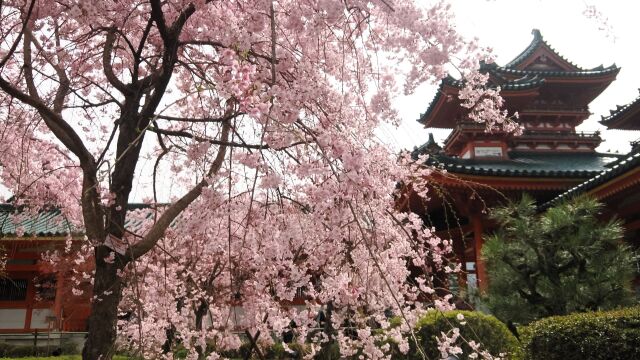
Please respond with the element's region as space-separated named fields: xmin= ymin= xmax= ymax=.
xmin=471 ymin=215 xmax=488 ymax=292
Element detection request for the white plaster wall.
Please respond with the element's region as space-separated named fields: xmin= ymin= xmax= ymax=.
xmin=0 ymin=309 xmax=26 ymax=329
xmin=30 ymin=308 xmax=55 ymax=328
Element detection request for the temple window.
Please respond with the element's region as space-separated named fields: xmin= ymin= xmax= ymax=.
xmin=0 ymin=278 xmax=28 ymax=301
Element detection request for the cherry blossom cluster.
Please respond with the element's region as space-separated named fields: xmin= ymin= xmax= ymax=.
xmin=0 ymin=0 xmax=521 ymax=359
xmin=435 ymin=313 xmax=503 ymax=360
xmin=458 ymin=70 xmax=523 ymax=135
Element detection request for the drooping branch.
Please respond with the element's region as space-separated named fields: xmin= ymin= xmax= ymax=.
xmin=148 ymin=126 xmax=267 ymax=149
xmin=153 ymin=113 xmax=240 ymax=123
xmin=179 ymin=40 xmax=277 ymax=64
xmin=148 ymin=126 xmax=310 ymax=150
xmin=269 ymin=0 xmax=277 ymax=84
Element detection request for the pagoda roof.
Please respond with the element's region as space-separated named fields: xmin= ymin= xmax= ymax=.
xmin=541 ymin=147 xmax=640 ymax=209
xmin=413 ymin=149 xmax=619 ymax=178
xmin=600 ymin=90 xmax=640 ymax=130
xmin=0 ymin=206 xmax=77 ymax=237
xmin=506 ymin=29 xmax=584 ymax=70
xmin=496 ymin=29 xmax=619 ymax=77
xmin=413 ymin=132 xmax=442 ymax=154
xmin=418 ymin=29 xmax=619 ymax=128
xmin=417 ymin=74 xmax=545 ymax=127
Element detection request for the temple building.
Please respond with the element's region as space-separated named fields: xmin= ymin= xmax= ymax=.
xmin=407 ymin=29 xmax=638 ymax=292
xmin=0 ymin=206 xmax=88 ymax=346
xmin=0 ymin=205 xmax=150 ymax=345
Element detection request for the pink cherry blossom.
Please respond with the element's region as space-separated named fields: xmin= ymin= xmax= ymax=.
xmin=0 ymin=0 xmax=518 ymax=359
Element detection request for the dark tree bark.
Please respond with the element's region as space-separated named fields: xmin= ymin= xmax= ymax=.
xmin=82 ymin=251 xmax=123 ymax=360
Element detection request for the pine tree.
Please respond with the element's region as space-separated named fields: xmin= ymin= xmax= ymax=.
xmin=482 ymin=195 xmax=636 ymax=324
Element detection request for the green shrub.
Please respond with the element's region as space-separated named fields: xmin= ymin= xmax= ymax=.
xmin=522 ymin=306 xmax=640 ymax=360
xmin=263 ymin=342 xmax=311 ymax=359
xmin=483 ymin=196 xmax=635 ymax=324
xmin=395 ymin=310 xmax=522 ymax=360
xmin=313 ymin=342 xmax=340 ymax=360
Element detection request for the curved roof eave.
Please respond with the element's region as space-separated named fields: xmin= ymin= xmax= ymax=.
xmin=540 ymin=148 xmax=640 ymax=210
xmin=600 ymin=90 xmax=640 ymax=128
xmin=505 ymin=29 xmax=585 ymax=71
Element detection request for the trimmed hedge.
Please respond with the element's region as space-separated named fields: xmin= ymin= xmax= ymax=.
xmin=0 ymin=342 xmax=78 ymax=358
xmin=397 ymin=310 xmax=522 ymax=360
xmin=522 ymin=306 xmax=640 ymax=360
xmin=213 ymin=342 xmax=311 ymax=359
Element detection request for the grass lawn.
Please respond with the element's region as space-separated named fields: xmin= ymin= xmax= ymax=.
xmin=0 ymin=358 xmax=81 ymax=360
xmin=0 ymin=357 xmax=130 ymax=360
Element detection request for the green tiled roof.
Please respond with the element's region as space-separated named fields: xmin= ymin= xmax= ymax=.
xmin=0 ymin=204 xmax=156 ymax=238
xmin=415 ymin=151 xmax=620 ymax=178
xmin=541 ymin=148 xmax=640 ymax=209
xmin=600 ymin=91 xmax=640 ymax=128
xmin=0 ymin=205 xmax=76 ymax=237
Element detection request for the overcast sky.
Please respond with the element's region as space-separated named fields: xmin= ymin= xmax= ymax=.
xmin=384 ymin=0 xmax=640 ymax=154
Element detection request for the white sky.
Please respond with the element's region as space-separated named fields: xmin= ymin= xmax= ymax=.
xmin=5 ymin=1 xmax=639 ymax=202
xmin=385 ymin=0 xmax=640 ymax=154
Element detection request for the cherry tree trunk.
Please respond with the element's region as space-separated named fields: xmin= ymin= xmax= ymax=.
xmin=82 ymin=246 xmax=123 ymax=360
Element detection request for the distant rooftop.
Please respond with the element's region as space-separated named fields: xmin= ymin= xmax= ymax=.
xmin=600 ymin=90 xmax=640 ymax=130
xmin=541 ymin=147 xmax=640 ymax=209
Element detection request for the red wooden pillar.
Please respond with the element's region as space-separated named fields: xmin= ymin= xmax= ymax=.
xmin=471 ymin=215 xmax=488 ymax=292
xmin=53 ymin=273 xmax=64 ymax=330
xmin=453 ymin=235 xmax=467 ymax=290
xmin=24 ymin=274 xmax=35 ymax=331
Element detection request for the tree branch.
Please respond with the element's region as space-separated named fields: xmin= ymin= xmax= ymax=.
xmin=132 ymin=18 xmax=154 ymax=82
xmin=149 ymin=126 xmax=309 ymax=150
xmin=23 ymin=27 xmax=70 ymax=113
xmin=1 ymin=38 xmax=94 ymax=169
xmin=149 ymin=0 xmax=170 ymax=43
xmin=128 ymin=120 xmax=232 ymax=260
xmin=148 ymin=126 xmax=267 ymax=149
xmin=103 ymin=28 xmax=133 ymax=96
xmin=179 ymin=40 xmax=276 ymax=64
xmin=153 ymin=113 xmax=240 ymax=123
xmin=0 ymin=0 xmax=35 ymax=68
